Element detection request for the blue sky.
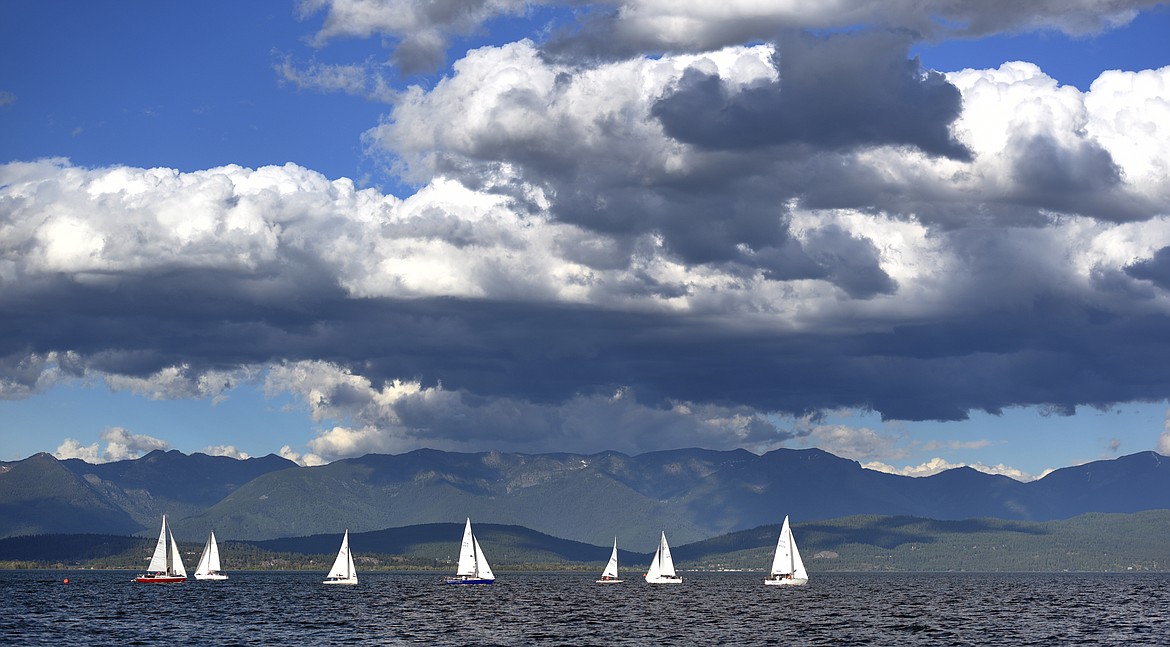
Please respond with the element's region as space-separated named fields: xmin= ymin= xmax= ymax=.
xmin=2 ymin=1 xmax=1169 ymax=480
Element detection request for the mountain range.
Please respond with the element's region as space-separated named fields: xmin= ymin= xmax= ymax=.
xmin=2 ymin=447 xmax=1167 ymax=551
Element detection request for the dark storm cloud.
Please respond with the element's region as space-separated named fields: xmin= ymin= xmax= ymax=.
xmin=6 ymin=262 xmax=1170 ymax=425
xmin=801 ymin=225 xmax=897 ymax=299
xmin=1010 ymin=135 xmax=1158 ymax=222
xmin=1126 ymin=247 xmax=1170 ymax=291
xmin=652 ymin=31 xmax=970 ymax=160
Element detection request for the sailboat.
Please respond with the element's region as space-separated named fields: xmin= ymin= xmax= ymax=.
xmin=596 ymin=536 xmax=623 ymax=584
xmin=135 ymin=515 xmax=187 ymax=583
xmin=193 ymin=530 xmax=228 ymax=580
xmin=445 ymin=518 xmax=495 ymax=584
xmin=644 ymin=531 xmax=682 ymax=584
xmin=322 ymin=529 xmax=358 ymax=585
xmin=764 ymin=515 xmax=808 ymax=586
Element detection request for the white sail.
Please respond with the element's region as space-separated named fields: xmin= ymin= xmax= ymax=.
xmin=195 ymin=534 xmax=212 ymax=575
xmin=168 ymin=525 xmax=187 ymax=578
xmin=472 ymin=534 xmax=494 ymax=579
xmin=455 ymin=518 xmax=477 ymax=576
xmin=327 ymin=530 xmax=354 ymax=579
xmin=146 ymin=515 xmax=169 ymax=573
xmin=447 ymin=518 xmax=494 ymax=583
xmin=645 ymin=544 xmax=662 ymax=580
xmin=207 ymin=531 xmax=222 ymax=573
xmin=645 ymin=531 xmax=682 ymax=583
xmin=769 ymin=516 xmax=794 ymax=576
xmin=790 ymin=526 xmax=807 ymax=581
xmin=195 ymin=531 xmax=227 ymax=579
xmin=657 ymin=531 xmax=676 ymax=577
xmin=601 ymin=538 xmax=619 ymax=579
xmin=596 ymin=536 xmax=622 ymax=583
xmin=765 ymin=516 xmax=808 ymax=586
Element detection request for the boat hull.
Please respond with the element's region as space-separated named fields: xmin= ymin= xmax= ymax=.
xmin=596 ymin=579 xmax=624 ymax=584
xmin=645 ymin=576 xmax=683 ymax=584
xmin=764 ymin=577 xmax=808 ymax=586
xmin=135 ymin=575 xmax=186 ymax=583
xmin=195 ymin=573 xmax=229 ymax=581
xmin=322 ymin=577 xmax=358 ymax=585
xmin=445 ymin=577 xmax=494 ymax=585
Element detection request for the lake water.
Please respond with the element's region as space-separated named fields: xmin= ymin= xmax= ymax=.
xmin=2 ymin=571 xmax=1167 ymax=645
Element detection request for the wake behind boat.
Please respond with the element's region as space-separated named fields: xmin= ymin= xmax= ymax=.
xmin=194 ymin=530 xmax=228 ymax=580
xmin=445 ymin=518 xmax=494 ymax=585
xmin=644 ymin=531 xmax=682 ymax=584
xmin=764 ymin=515 xmax=808 ymax=586
xmin=322 ymin=529 xmax=358 ymax=585
xmin=596 ymin=536 xmax=623 ymax=584
xmin=135 ymin=515 xmax=186 ymax=583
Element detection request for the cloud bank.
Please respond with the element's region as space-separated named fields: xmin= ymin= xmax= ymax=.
xmin=5 ymin=2 xmax=1170 ymax=463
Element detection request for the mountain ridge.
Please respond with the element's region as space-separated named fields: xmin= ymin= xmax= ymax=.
xmin=3 ymin=447 xmax=1167 ymax=550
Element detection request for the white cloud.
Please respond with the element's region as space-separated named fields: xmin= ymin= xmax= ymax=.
xmin=921 ymin=439 xmax=994 ymax=451
xmin=104 ymin=365 xmax=248 ymax=402
xmin=0 ymin=351 xmax=83 ymax=400
xmin=53 ymin=438 xmax=102 ymax=462
xmin=864 ymin=457 xmax=1037 ymax=482
xmin=1159 ymin=409 xmax=1170 ymax=455
xmin=266 ymin=359 xmax=796 ymax=460
xmin=300 ymin=0 xmax=1156 ymax=69
xmin=299 ymin=0 xmax=530 ymax=74
xmin=278 ymin=444 xmax=325 ymax=466
xmin=53 ymin=426 xmax=169 ymax=463
xmin=202 ymin=444 xmax=251 ymax=460
xmin=793 ymin=418 xmax=908 ymax=462
xmin=275 ymin=54 xmax=396 ymax=102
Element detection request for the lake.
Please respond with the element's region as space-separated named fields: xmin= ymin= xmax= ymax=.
xmin=2 ymin=571 xmax=1167 ymax=645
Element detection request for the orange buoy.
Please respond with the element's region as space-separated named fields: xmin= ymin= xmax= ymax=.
xmin=63 ymin=578 xmax=69 ymax=584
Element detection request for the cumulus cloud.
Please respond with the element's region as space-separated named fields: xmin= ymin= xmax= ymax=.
xmin=652 ymin=30 xmax=969 ymax=160
xmin=299 ymin=0 xmax=530 ymax=75
xmin=863 ymin=457 xmax=1038 ymax=482
xmin=1160 ymin=409 xmax=1170 ymax=455
xmin=53 ymin=426 xmax=169 ymax=463
xmin=278 ymin=444 xmax=325 ymax=466
xmin=5 ymin=5 xmax=1170 ymax=459
xmin=300 ymin=0 xmax=1160 ymax=71
xmin=266 ymin=360 xmax=797 ymax=460
xmin=542 ymin=0 xmax=1160 ymax=61
xmin=201 ymin=445 xmax=252 ymax=460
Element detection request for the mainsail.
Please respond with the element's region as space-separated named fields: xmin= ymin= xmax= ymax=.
xmin=194 ymin=531 xmax=224 ymax=578
xmin=448 ymin=518 xmax=494 ymax=584
xmin=147 ymin=516 xmax=170 ymax=573
xmin=135 ymin=515 xmax=187 ymax=582
xmin=456 ymin=518 xmax=493 ymax=578
xmin=645 ymin=531 xmax=681 ymax=583
xmin=765 ymin=515 xmax=808 ymax=586
xmin=601 ymin=537 xmax=619 ymax=579
xmin=326 ymin=529 xmax=355 ymax=581
xmin=769 ymin=516 xmax=807 ymax=579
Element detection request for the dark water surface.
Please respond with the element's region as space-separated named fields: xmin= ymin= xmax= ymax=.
xmin=2 ymin=571 xmax=1168 ymax=645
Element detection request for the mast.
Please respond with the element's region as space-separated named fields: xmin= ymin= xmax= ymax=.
xmin=165 ymin=516 xmax=172 ymax=574
xmin=208 ymin=531 xmax=221 ymax=573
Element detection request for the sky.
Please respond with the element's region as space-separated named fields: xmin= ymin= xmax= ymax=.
xmin=2 ymin=1 xmax=1169 ymax=481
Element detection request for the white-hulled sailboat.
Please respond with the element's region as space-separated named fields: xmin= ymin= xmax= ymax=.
xmin=322 ymin=529 xmax=358 ymax=585
xmin=596 ymin=537 xmax=623 ymax=584
xmin=644 ymin=531 xmax=682 ymax=584
xmin=135 ymin=515 xmax=187 ymax=583
xmin=193 ymin=530 xmax=228 ymax=580
xmin=445 ymin=518 xmax=495 ymax=585
xmin=764 ymin=515 xmax=808 ymax=586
